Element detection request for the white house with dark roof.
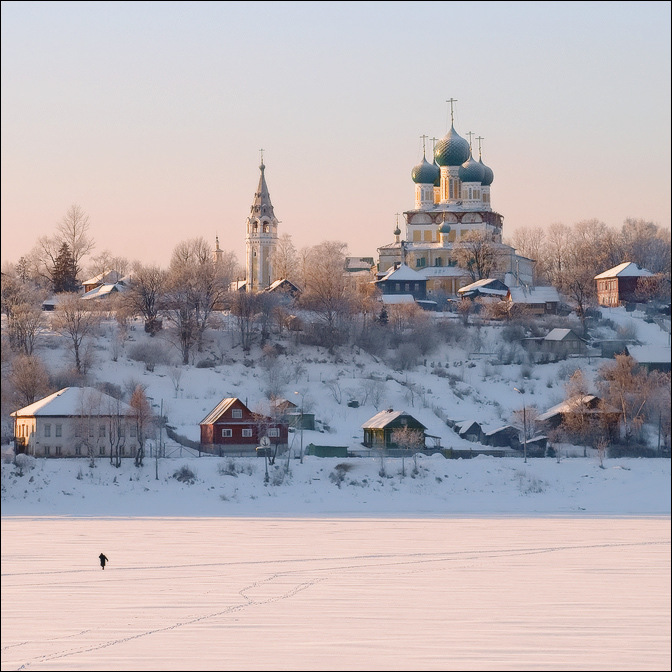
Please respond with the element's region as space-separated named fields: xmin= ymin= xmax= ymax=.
xmin=11 ymin=387 xmax=138 ymax=458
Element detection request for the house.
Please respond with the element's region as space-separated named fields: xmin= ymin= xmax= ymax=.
xmin=453 ymin=419 xmax=484 ymax=443
xmin=345 ymin=256 xmax=375 ymax=273
xmin=80 ymin=283 xmax=124 ymax=301
xmin=542 ymin=328 xmax=587 ymax=356
xmin=457 ymin=278 xmax=510 ymax=301
xmin=536 ymin=395 xmax=621 ymax=432
xmin=508 ymin=285 xmax=560 ymax=315
xmin=264 ymin=278 xmax=301 ymax=301
xmin=361 ymin=409 xmax=426 ymax=449
xmin=627 ymin=345 xmax=671 ymax=373
xmin=10 ymin=387 xmax=139 ymax=458
xmin=200 ymin=398 xmax=288 ymax=455
xmin=374 ymin=263 xmax=427 ymax=301
xmin=270 ymin=398 xmax=315 ymax=430
xmin=483 ymin=425 xmax=521 ymax=449
xmin=81 ymin=270 xmax=126 ymax=294
xmin=594 ymin=262 xmax=653 ymax=307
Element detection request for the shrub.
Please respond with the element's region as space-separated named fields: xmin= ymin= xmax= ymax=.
xmin=329 ymin=462 xmax=354 ymax=488
xmin=173 ymin=465 xmax=196 ymax=484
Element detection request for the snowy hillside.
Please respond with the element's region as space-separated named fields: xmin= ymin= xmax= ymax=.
xmin=2 ymin=305 xmax=670 ymax=516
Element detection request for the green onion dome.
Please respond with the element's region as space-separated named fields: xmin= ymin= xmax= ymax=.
xmin=479 ymin=158 xmax=494 ymax=186
xmin=434 ymin=125 xmax=470 ymax=167
xmin=411 ymin=156 xmax=441 ymax=184
xmin=458 ymin=152 xmax=485 ymax=183
xmin=439 ymin=222 xmax=451 ymax=234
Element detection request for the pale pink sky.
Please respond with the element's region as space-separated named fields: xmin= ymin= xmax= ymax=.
xmin=1 ymin=1 xmax=670 ymax=269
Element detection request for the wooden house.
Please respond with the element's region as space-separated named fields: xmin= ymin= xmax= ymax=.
xmin=361 ymin=409 xmax=426 ymax=449
xmin=542 ymin=328 xmax=587 ymax=356
xmin=200 ymin=398 xmax=288 ymax=455
xmin=536 ymin=395 xmax=621 ymax=432
xmin=508 ymin=285 xmax=560 ymax=315
xmin=374 ymin=263 xmax=428 ymax=301
xmin=457 ymin=278 xmax=510 ymax=301
xmin=594 ymin=262 xmax=653 ymax=307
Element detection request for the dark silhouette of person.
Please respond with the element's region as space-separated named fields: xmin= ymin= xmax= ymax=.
xmin=99 ymin=553 xmax=109 ymax=570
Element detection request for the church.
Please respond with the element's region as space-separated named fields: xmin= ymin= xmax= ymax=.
xmin=377 ymin=101 xmax=534 ymax=298
xmin=235 ymin=103 xmax=534 ymax=297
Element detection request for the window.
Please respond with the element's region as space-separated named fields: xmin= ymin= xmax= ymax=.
xmin=89 ymin=426 xmax=95 ymax=438
xmin=99 ymin=425 xmax=105 ymax=438
xmin=121 ymin=447 xmax=126 ymax=456
xmin=395 ymin=283 xmax=401 ymax=291
xmin=99 ymin=447 xmax=106 ymax=456
xmin=73 ymin=447 xmax=80 ymax=456
xmin=44 ymin=446 xmax=50 ymax=456
xmin=405 ymin=283 xmax=410 ymax=291
xmin=44 ymin=424 xmax=51 ymax=438
xmin=242 ymin=428 xmax=252 ymax=438
xmin=232 ymin=409 xmax=243 ymax=419
xmin=222 ymin=429 xmax=233 ymax=438
xmin=415 ymin=283 xmax=420 ymax=291
xmin=130 ymin=426 xmax=137 ymax=438
xmin=55 ymin=424 xmax=62 ymax=437
xmin=268 ymin=428 xmax=279 ymax=438
xmin=56 ymin=446 xmax=62 ymax=456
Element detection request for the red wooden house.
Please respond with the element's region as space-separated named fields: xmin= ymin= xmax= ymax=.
xmin=200 ymin=398 xmax=288 ymax=455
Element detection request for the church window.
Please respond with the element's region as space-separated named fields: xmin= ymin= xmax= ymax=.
xmin=413 ymin=231 xmax=421 ymax=242
xmin=435 ymin=257 xmax=443 ymax=267
xmin=424 ymin=230 xmax=432 ymax=242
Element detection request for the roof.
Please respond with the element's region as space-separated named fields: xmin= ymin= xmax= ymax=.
xmin=544 ymin=328 xmax=582 ymax=341
xmin=81 ymin=270 xmax=125 ymax=286
xmin=594 ymin=262 xmax=653 ymax=279
xmin=509 ymin=285 xmax=560 ymax=303
xmin=11 ymin=387 xmax=133 ymax=417
xmin=536 ymin=395 xmax=619 ymax=422
xmin=416 ymin=266 xmax=467 ymax=278
xmin=376 ymin=263 xmax=425 ymax=282
xmin=200 ymin=398 xmax=245 ymax=425
xmin=266 ymin=278 xmax=301 ymax=293
xmin=381 ymin=294 xmax=416 ymax=304
xmin=361 ymin=409 xmax=426 ymax=430
xmin=458 ymin=278 xmax=509 ymax=297
xmin=81 ymin=283 xmax=122 ymax=300
xmin=627 ymin=345 xmax=671 ymax=364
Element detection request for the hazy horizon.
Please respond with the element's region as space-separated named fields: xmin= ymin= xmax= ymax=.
xmin=1 ymin=1 xmax=670 ymax=269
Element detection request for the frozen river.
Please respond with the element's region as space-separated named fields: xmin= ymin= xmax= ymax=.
xmin=1 ymin=516 xmax=670 ymax=671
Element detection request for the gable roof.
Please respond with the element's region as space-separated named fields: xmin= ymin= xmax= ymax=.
xmin=536 ymin=395 xmax=619 ymax=422
xmin=362 ymin=409 xmax=426 ymax=430
xmin=200 ymin=398 xmax=248 ymax=425
xmin=376 ymin=263 xmax=425 ymax=283
xmin=543 ymin=328 xmax=583 ymax=341
xmin=594 ymin=262 xmax=653 ymax=280
xmin=11 ymin=387 xmax=133 ymax=417
xmin=265 ymin=278 xmax=301 ymax=293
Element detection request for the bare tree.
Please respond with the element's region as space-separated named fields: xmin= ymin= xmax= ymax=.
xmin=560 ymin=369 xmax=599 ymax=455
xmin=230 ymin=290 xmax=259 ymax=352
xmin=270 ymin=233 xmax=298 ymax=284
xmin=391 ymin=426 xmax=425 ymax=476
xmin=52 ymin=293 xmax=101 ymax=374
xmin=451 ymin=231 xmax=498 ymax=281
xmin=9 ymin=355 xmax=51 ymax=405
xmin=56 ymin=204 xmax=95 ymax=278
xmin=298 ymin=241 xmax=354 ymax=351
xmin=124 ymin=263 xmax=166 ymax=334
xmin=130 ymin=385 xmax=153 ymax=467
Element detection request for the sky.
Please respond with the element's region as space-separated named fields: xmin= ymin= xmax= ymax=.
xmin=1 ymin=1 xmax=670 ymax=270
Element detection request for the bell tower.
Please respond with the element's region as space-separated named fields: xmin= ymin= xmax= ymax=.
xmin=245 ymin=151 xmax=279 ymax=291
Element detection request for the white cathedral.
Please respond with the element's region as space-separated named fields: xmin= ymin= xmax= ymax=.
xmin=235 ymin=104 xmax=534 ymax=296
xmin=377 ymin=103 xmax=534 ymax=297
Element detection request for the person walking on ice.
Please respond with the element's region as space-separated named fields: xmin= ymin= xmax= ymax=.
xmin=99 ymin=553 xmax=109 ymax=570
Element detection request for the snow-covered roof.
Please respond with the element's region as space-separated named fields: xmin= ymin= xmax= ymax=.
xmin=536 ymin=395 xmax=620 ymax=422
xmin=377 ymin=263 xmax=425 ymax=282
xmin=544 ymin=328 xmax=581 ymax=341
xmin=200 ymin=398 xmax=242 ymax=425
xmin=627 ymin=345 xmax=671 ymax=364
xmin=594 ymin=262 xmax=653 ymax=279
xmin=11 ymin=387 xmax=133 ymax=417
xmin=509 ymin=285 xmax=560 ymax=303
xmin=81 ymin=270 xmax=125 ymax=286
xmin=458 ymin=278 xmax=509 ymax=296
xmin=361 ymin=409 xmax=426 ymax=430
xmin=81 ymin=283 xmax=121 ymax=300
xmin=381 ymin=294 xmax=415 ymax=304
